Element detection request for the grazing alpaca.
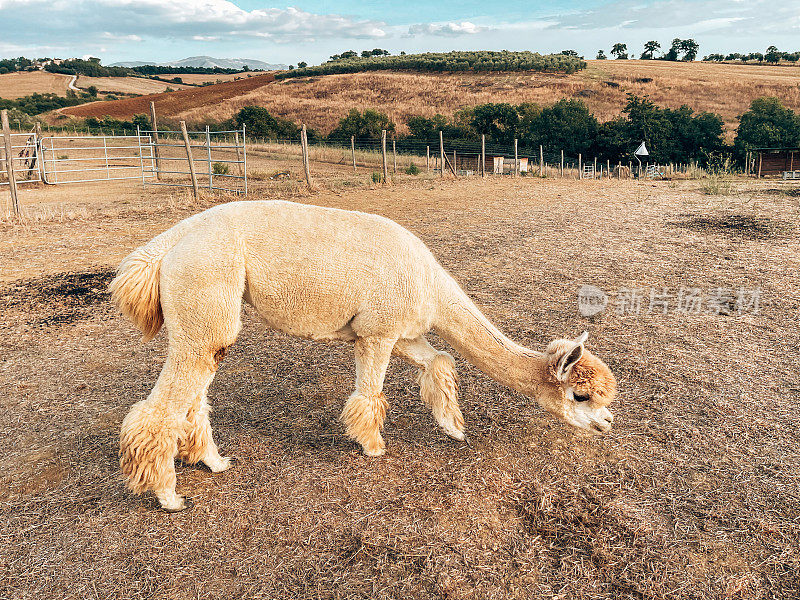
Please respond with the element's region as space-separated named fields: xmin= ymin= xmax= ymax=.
xmin=110 ymin=200 xmax=617 ymax=511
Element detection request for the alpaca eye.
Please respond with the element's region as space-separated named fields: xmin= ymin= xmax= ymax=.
xmin=574 ymin=393 xmax=591 ymax=403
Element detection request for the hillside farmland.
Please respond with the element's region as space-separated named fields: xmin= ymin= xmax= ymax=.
xmin=57 ymin=60 xmax=800 ymax=135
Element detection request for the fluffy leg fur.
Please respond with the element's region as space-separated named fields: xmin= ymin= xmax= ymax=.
xmin=394 ymin=336 xmax=465 ymax=440
xmin=341 ymin=336 xmax=396 ymax=456
xmin=177 ymin=391 xmax=232 ymax=473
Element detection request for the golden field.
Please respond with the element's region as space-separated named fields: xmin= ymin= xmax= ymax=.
xmin=0 ymin=71 xmax=72 ymax=99
xmin=173 ymin=60 xmax=800 ymax=135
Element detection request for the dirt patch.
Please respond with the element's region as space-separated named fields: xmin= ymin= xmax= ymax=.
xmin=0 ymin=268 xmax=114 ymax=326
xmin=669 ymin=214 xmax=794 ymax=239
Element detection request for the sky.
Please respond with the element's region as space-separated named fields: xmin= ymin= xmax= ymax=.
xmin=0 ymin=0 xmax=799 ymax=65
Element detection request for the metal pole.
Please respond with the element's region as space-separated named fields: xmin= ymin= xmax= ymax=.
xmin=514 ymin=139 xmax=519 ymax=177
xmin=579 ymin=154 xmax=582 ymax=179
xmin=381 ymin=130 xmax=388 ymax=183
xmin=137 ymin=125 xmax=146 ymax=188
xmin=392 ymin=139 xmax=397 ymax=173
xmin=234 ymin=130 xmax=242 ymax=176
xmin=103 ymin=135 xmax=110 ymax=180
xmin=206 ymin=126 xmax=213 ymax=190
xmin=426 ymin=145 xmax=430 ymax=172
xmin=351 ymin=136 xmax=356 ymax=172
xmin=242 ymin=124 xmax=247 ymax=195
xmin=1 ymin=109 xmax=20 ymax=215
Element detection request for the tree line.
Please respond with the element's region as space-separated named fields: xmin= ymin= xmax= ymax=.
xmin=597 ymin=39 xmax=700 ymax=61
xmin=275 ymin=51 xmax=586 ymax=80
xmin=232 ymin=95 xmax=800 ymax=167
xmin=703 ymin=46 xmax=800 ymax=64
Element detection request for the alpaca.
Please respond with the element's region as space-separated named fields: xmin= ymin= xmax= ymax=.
xmin=110 ymin=200 xmax=617 ymax=512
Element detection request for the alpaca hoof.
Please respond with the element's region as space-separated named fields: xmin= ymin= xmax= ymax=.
xmin=441 ymin=425 xmax=466 ymax=441
xmin=206 ymin=456 xmax=236 ymax=473
xmin=363 ymin=446 xmax=386 ymax=457
xmin=163 ymin=496 xmax=193 ymax=513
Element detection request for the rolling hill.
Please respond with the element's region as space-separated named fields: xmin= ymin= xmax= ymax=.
xmin=111 ymin=56 xmax=287 ymax=70
xmin=57 ymin=60 xmax=800 ymax=136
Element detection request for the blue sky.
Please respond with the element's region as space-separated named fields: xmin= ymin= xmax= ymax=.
xmin=0 ymin=0 xmax=798 ymax=65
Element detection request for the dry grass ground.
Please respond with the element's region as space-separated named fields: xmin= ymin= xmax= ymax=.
xmin=0 ymin=71 xmax=72 ymax=99
xmin=1 ymin=165 xmax=799 ymax=599
xmin=60 ymin=60 xmax=800 ymax=136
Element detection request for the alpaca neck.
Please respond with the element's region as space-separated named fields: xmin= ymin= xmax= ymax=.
xmin=433 ymin=277 xmax=545 ymax=394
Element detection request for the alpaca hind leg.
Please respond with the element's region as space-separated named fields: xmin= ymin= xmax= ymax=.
xmin=121 ymin=251 xmax=245 ymax=511
xmin=393 ymin=336 xmax=465 ymax=440
xmin=341 ymin=336 xmax=396 ymax=457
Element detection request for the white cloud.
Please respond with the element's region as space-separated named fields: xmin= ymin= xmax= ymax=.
xmin=0 ymin=0 xmax=387 ymax=47
xmin=407 ymin=21 xmax=488 ymax=36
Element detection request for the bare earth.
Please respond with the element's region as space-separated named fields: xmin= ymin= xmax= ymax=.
xmin=75 ymin=75 xmax=193 ymax=95
xmin=1 ymin=166 xmax=799 ymax=599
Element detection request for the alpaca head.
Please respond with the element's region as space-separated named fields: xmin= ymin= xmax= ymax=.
xmin=534 ymin=332 xmax=617 ymax=433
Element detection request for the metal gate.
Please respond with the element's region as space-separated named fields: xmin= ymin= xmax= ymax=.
xmin=138 ymin=126 xmax=247 ymax=195
xmin=40 ymin=135 xmax=155 ymax=184
xmin=1 ymin=131 xmax=41 ymax=185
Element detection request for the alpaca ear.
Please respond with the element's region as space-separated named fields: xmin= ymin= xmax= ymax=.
xmin=574 ymin=331 xmax=589 ymax=345
xmin=556 ymin=341 xmax=584 ymax=381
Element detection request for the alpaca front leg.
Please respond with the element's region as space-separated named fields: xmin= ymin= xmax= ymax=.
xmin=394 ymin=336 xmax=466 ymax=441
xmin=341 ymin=336 xmax=396 ymax=456
xmin=120 ymin=398 xmax=187 ymax=512
xmin=178 ymin=392 xmax=233 ymax=473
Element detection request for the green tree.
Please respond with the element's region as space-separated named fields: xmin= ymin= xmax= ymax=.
xmin=596 ymin=50 xmax=607 ymax=60
xmin=611 ymin=43 xmax=628 ymax=59
xmin=329 ymin=108 xmax=395 ymax=139
xmin=233 ymin=106 xmax=299 ymax=138
xmin=519 ymin=99 xmax=599 ymax=157
xmin=641 ymin=41 xmax=660 ymax=60
xmin=297 ymin=61 xmax=307 ymax=68
xmin=765 ymin=46 xmax=781 ymax=63
xmin=468 ymin=103 xmax=519 ymax=145
xmin=679 ymin=39 xmax=699 ymax=61
xmin=734 ymin=97 xmax=800 ymax=156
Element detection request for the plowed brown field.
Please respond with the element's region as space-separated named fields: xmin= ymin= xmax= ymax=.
xmin=59 ymin=72 xmax=276 ymax=121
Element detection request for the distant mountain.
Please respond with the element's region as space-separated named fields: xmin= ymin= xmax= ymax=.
xmin=111 ymin=56 xmax=286 ymax=70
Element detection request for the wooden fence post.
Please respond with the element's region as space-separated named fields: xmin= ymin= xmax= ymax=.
xmin=393 ymin=139 xmax=397 ymax=173
xmin=607 ymin=159 xmax=610 ymax=179
xmin=560 ymin=149 xmax=564 ymax=178
xmin=594 ymin=157 xmax=597 ymax=179
xmin=1 ymin=109 xmax=20 ymax=215
xmin=514 ymin=139 xmax=519 ymax=177
xmin=351 ymin=136 xmax=356 ymax=172
xmin=149 ymin=101 xmax=161 ymax=180
xmin=426 ymin=145 xmax=430 ymax=172
xmin=578 ymin=154 xmax=582 ymax=180
xmin=381 ymin=129 xmax=389 ymax=184
xmin=439 ymin=131 xmax=445 ymax=178
xmin=205 ymin=126 xmax=213 ymax=190
xmin=180 ymin=120 xmax=200 ymax=199
xmin=481 ymin=134 xmax=486 ymax=177
xmin=539 ymin=145 xmax=544 ymax=176
xmin=301 ymin=124 xmax=313 ymax=188
xmin=757 ymin=152 xmax=762 ymax=178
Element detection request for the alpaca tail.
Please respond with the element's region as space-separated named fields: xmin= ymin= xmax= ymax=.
xmin=109 ymin=214 xmax=202 ymax=342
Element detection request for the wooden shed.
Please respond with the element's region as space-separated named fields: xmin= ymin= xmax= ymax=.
xmin=755 ymin=148 xmax=799 ymax=178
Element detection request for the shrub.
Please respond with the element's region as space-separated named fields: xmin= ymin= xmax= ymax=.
xmin=213 ymin=162 xmax=230 ymax=175
xmin=371 ymin=172 xmax=382 ymax=183
xmin=405 ymin=163 xmax=420 ymax=175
